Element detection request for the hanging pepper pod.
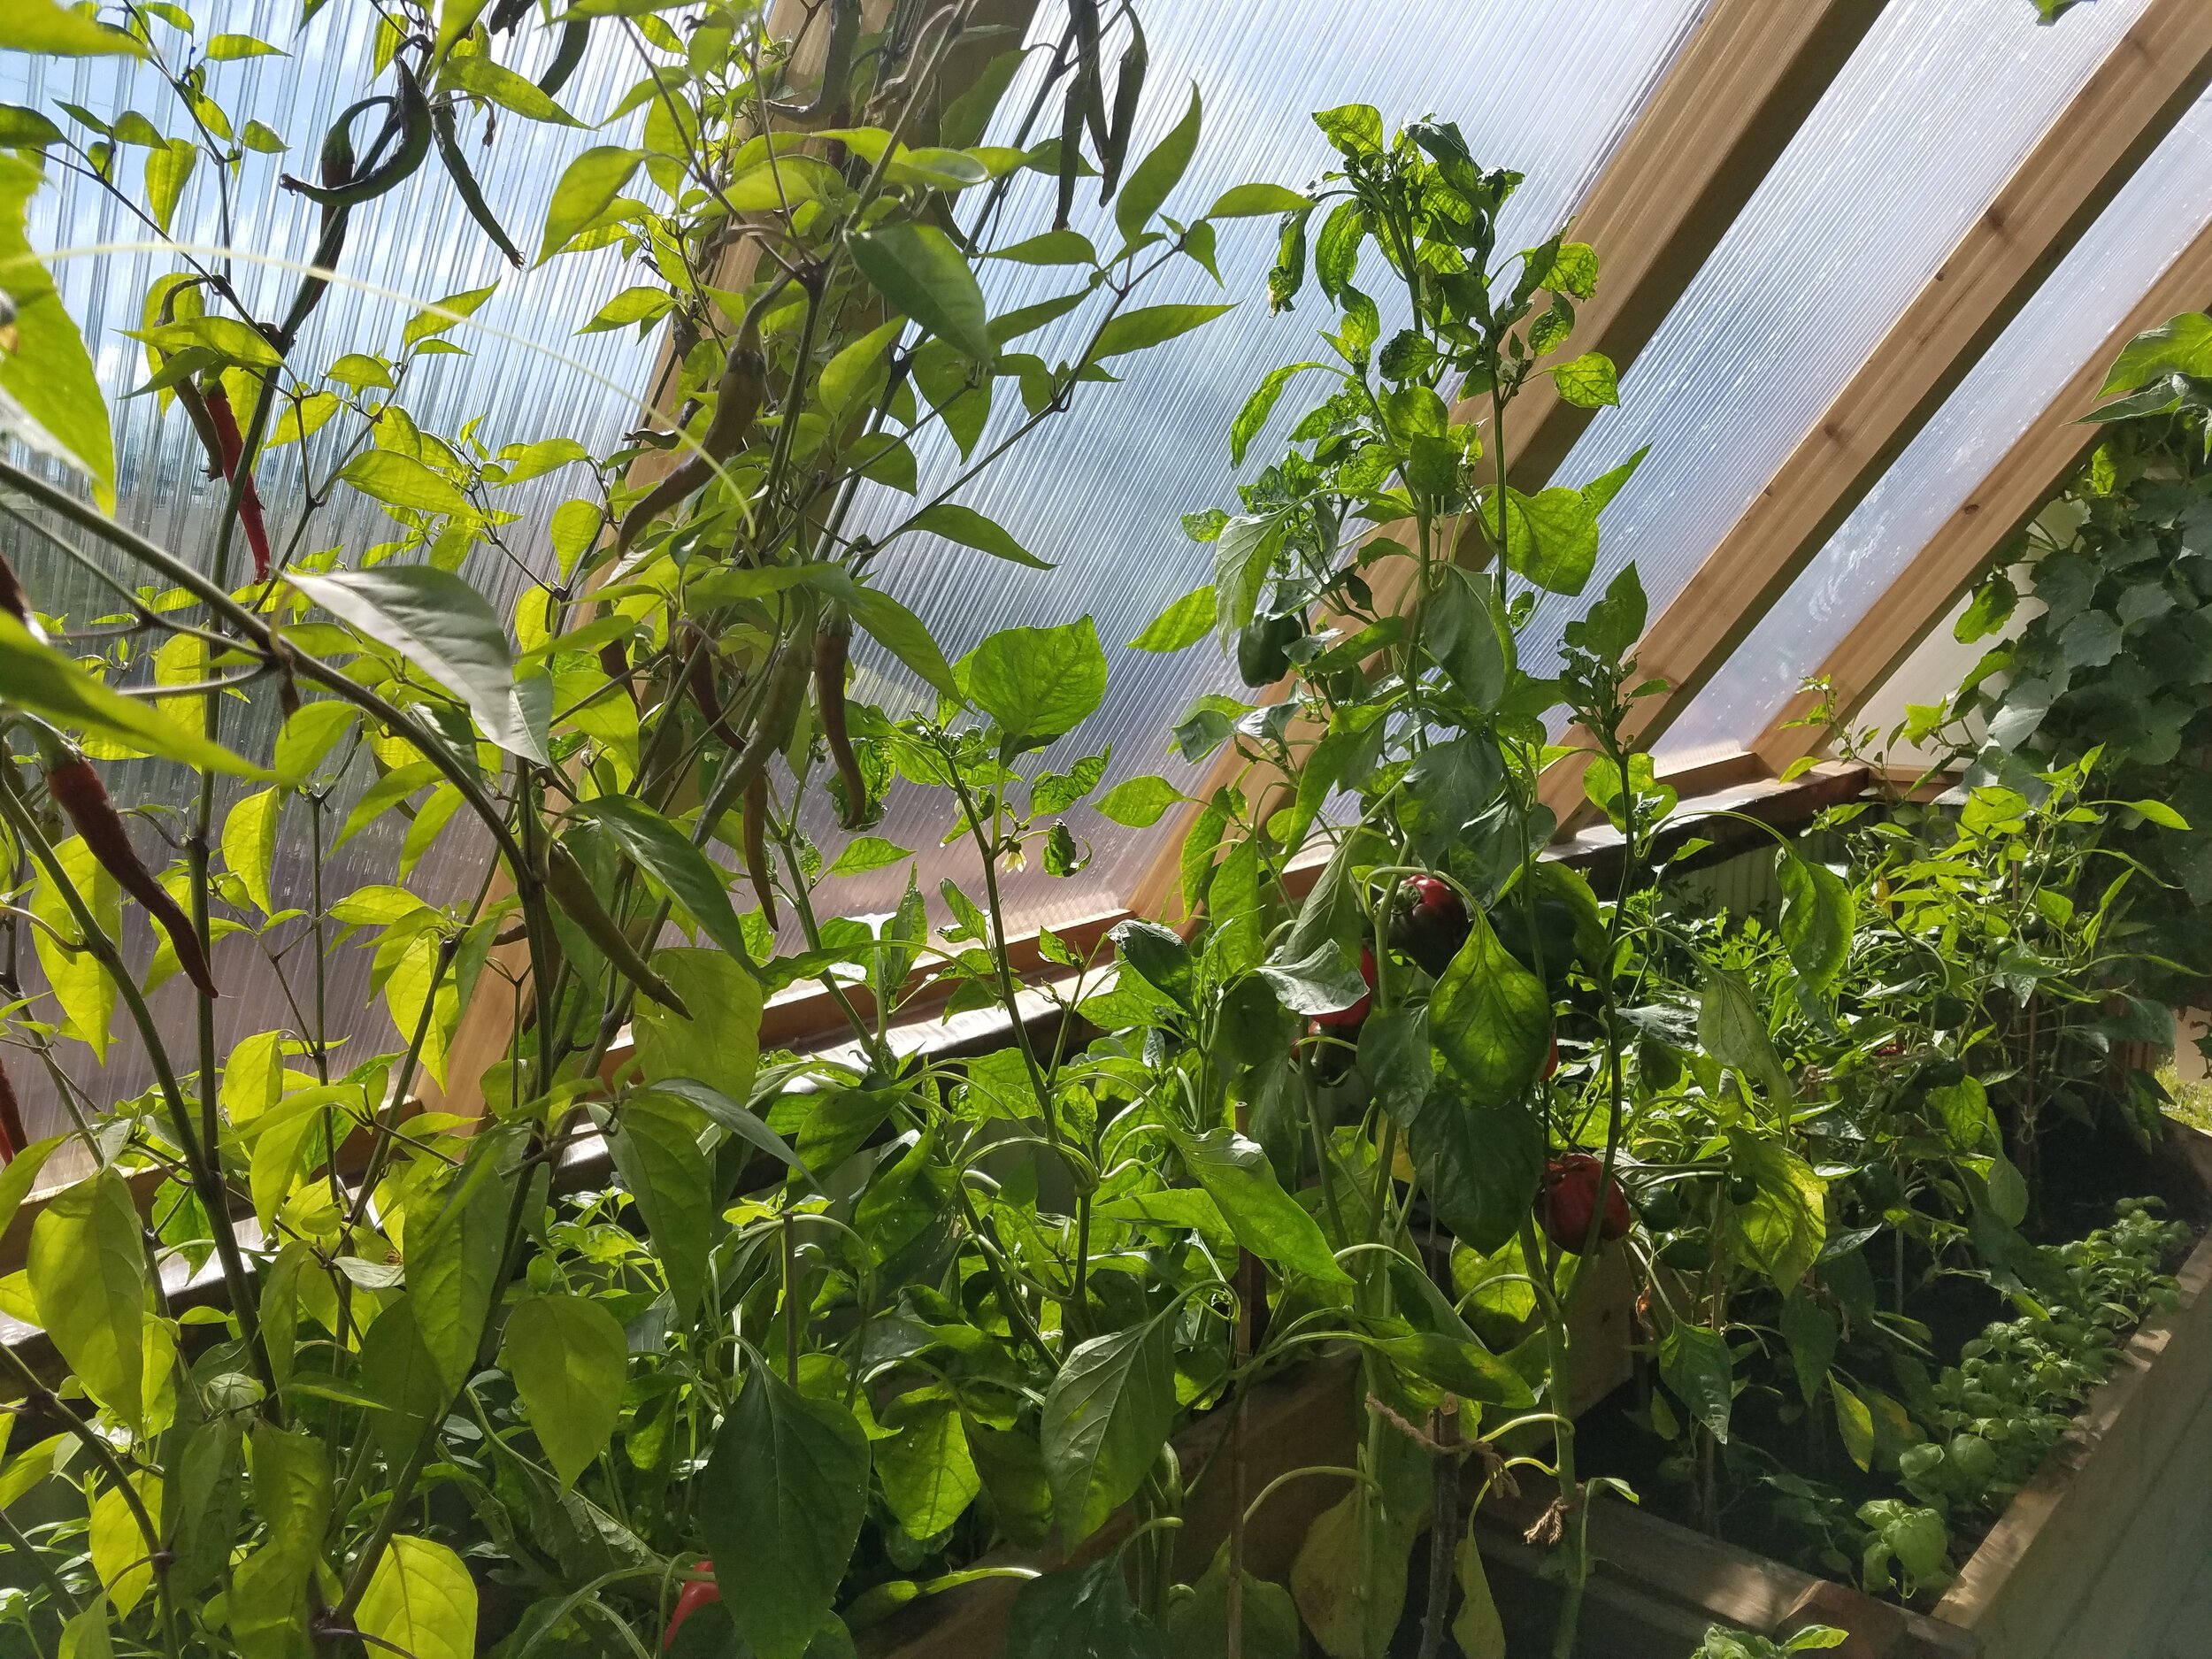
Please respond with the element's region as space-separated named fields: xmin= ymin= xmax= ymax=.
xmin=615 ymin=332 xmax=767 ymax=554
xmin=741 ymin=773 xmax=778 ymax=932
xmin=43 ymin=753 xmax=219 ymax=999
xmin=598 ymin=634 xmax=632 ymax=694
xmin=0 ymin=547 xmax=42 ymax=640
xmin=1070 ymin=1 xmax=1110 ymax=160
xmin=708 ymin=604 xmax=817 ymax=829
xmin=0 ymin=1056 xmax=25 ymax=1163
xmin=766 ymin=0 xmax=857 ymax=126
xmin=680 ymin=623 xmax=746 ymax=750
xmin=1053 ymin=79 xmax=1085 ymax=232
xmin=281 ymin=67 xmax=431 ymax=210
xmin=432 ymin=101 xmax=525 ymax=268
xmin=1099 ymin=16 xmax=1147 ymax=202
xmin=814 ymin=606 xmax=867 ymax=831
xmin=201 ymin=380 xmax=273 ymax=580
xmin=541 ymin=840 xmax=691 ymax=1018
xmin=537 ymin=21 xmax=588 ymax=99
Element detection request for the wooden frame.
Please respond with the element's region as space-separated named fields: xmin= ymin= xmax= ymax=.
xmin=1754 ymin=211 xmax=2212 ymax=772
xmin=1541 ymin=0 xmax=2212 ymax=826
xmin=1127 ymin=0 xmax=1884 ymax=919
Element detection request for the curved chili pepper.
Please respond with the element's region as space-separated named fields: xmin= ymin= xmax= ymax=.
xmin=0 ymin=1056 xmax=26 ymax=1164
xmin=714 ymin=613 xmax=815 ymax=824
xmin=814 ymin=606 xmax=866 ymax=830
xmin=542 ymin=841 xmax=691 ymax=1018
xmin=1099 ymin=17 xmax=1147 ymax=201
xmin=202 ymin=383 xmax=273 ymax=580
xmin=432 ymin=102 xmax=525 ymax=268
xmin=662 ymin=1566 xmax=720 ymax=1649
xmin=537 ymin=20 xmax=588 ymax=99
xmin=44 ymin=756 xmax=219 ymax=999
xmin=741 ymin=773 xmax=778 ymax=933
xmin=615 ymin=338 xmax=766 ymax=555
xmin=680 ymin=625 xmax=746 ymax=751
xmin=598 ymin=635 xmax=632 ymax=694
xmin=1053 ymin=78 xmax=1085 ymax=232
xmin=280 ymin=67 xmax=430 ymax=210
xmin=766 ymin=0 xmax=856 ymax=126
xmin=0 ymin=548 xmax=36 ymax=632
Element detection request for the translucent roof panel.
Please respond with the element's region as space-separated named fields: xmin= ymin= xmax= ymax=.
xmin=1512 ymin=0 xmax=2154 ymax=726
xmin=2 ymin=4 xmax=651 ymax=1133
xmin=1660 ymin=87 xmax=2212 ymax=768
xmin=828 ymin=0 xmax=1711 ymax=937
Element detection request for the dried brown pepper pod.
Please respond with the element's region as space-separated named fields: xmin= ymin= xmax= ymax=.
xmin=0 ymin=1056 xmax=25 ymax=1163
xmin=43 ymin=753 xmax=219 ymax=999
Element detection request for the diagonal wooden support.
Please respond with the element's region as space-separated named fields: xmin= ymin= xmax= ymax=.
xmin=1126 ymin=0 xmax=1886 ymax=919
xmin=1755 ymin=211 xmax=2212 ymax=773
xmin=1541 ymin=0 xmax=2212 ymax=826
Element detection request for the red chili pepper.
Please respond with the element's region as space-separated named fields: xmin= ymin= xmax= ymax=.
xmin=0 ymin=1056 xmax=25 ymax=1163
xmin=1310 ymin=947 xmax=1377 ymax=1034
xmin=663 ymin=1565 xmax=720 ymax=1649
xmin=44 ymin=756 xmax=219 ymax=999
xmin=1543 ymin=1034 xmax=1559 ymax=1080
xmin=1389 ymin=875 xmax=1471 ymax=976
xmin=1539 ymin=1153 xmax=1630 ymax=1255
xmin=202 ymin=384 xmax=273 ymax=580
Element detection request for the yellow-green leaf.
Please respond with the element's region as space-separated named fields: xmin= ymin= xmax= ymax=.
xmin=0 ymin=0 xmax=143 ymax=55
xmin=89 ymin=1474 xmax=161 ymax=1614
xmin=357 ymin=1535 xmax=476 ymax=1659
xmin=30 ymin=833 xmax=119 ymax=1060
xmin=29 ymin=1170 xmax=146 ymax=1431
xmin=221 ymin=787 xmax=280 ymax=914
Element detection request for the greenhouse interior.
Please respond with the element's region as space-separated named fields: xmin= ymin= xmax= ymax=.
xmin=13 ymin=0 xmax=2212 ymax=1655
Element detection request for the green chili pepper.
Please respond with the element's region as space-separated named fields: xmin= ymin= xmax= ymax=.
xmin=432 ymin=101 xmax=525 ymax=268
xmin=1099 ymin=15 xmax=1147 ymax=202
xmin=542 ymin=839 xmax=691 ymax=1018
xmin=536 ymin=20 xmax=588 ymax=100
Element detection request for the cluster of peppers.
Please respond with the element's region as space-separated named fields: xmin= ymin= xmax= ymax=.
xmin=1305 ymin=873 xmax=1626 ymax=1256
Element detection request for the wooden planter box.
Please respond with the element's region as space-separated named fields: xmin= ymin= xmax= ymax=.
xmin=864 ymin=1135 xmax=2212 ymax=1657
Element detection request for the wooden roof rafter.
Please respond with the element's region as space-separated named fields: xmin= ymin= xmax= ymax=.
xmin=1540 ymin=0 xmax=2212 ymax=826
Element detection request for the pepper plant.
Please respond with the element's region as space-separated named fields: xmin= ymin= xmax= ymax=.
xmin=0 ymin=0 xmax=1315 ymax=1654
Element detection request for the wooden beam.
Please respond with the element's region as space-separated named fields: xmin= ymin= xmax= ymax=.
xmin=1126 ymin=0 xmax=1882 ymax=919
xmin=1543 ymin=0 xmax=2212 ymax=825
xmin=1754 ymin=210 xmax=2212 ymax=772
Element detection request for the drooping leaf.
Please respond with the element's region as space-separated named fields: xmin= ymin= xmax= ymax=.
xmin=1659 ymin=1321 xmax=1732 ymax=1443
xmin=1408 ymin=1087 xmax=1544 ymax=1256
xmin=288 ymin=565 xmax=541 ymax=761
xmin=875 ymin=1395 xmax=982 ymax=1540
xmin=29 ymin=1170 xmax=144 ymax=1429
xmin=1429 ymin=907 xmax=1548 ymax=1105
xmin=1176 ymin=1129 xmax=1348 ymax=1285
xmin=1041 ymin=1313 xmax=1174 ymax=1546
xmin=0 ymin=615 xmax=263 ymax=774
xmin=700 ymin=1365 xmax=871 ymax=1659
xmin=608 ymin=1091 xmax=712 ymax=1320
xmin=403 ymin=1137 xmax=512 ymax=1395
xmin=0 ymin=154 xmax=115 ymax=501
xmin=1010 ymin=1558 xmax=1168 ymax=1659
xmin=572 ymin=795 xmax=754 ymax=967
xmin=848 ymin=222 xmax=991 ymax=360
xmin=1778 ymin=850 xmax=1850 ymax=988
xmin=631 ymin=947 xmax=763 ymax=1105
xmin=500 ymin=1295 xmax=627 ymax=1487
xmin=1724 ymin=1128 xmax=1826 ymax=1293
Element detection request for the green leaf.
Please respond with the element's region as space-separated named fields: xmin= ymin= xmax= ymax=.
xmin=1407 ymin=1087 xmax=1543 ymax=1256
xmin=222 ymin=787 xmax=280 ymax=914
xmin=2101 ymin=311 xmax=2212 ymax=395
xmin=1092 ymin=302 xmax=1233 ymax=359
xmin=143 ymin=138 xmax=195 ymax=234
xmin=1832 ymin=1377 xmax=1875 ymax=1471
xmin=1010 ymin=1559 xmax=1168 ymax=1659
xmin=848 ymin=222 xmax=991 ymax=361
xmin=357 ymin=1294 xmax=447 ymax=1468
xmin=337 ymin=449 xmax=472 ymax=517
xmin=89 ymin=1471 xmax=159 ymax=1614
xmin=2126 ymin=797 xmax=2190 ymax=829
xmin=572 ymin=795 xmax=754 ymax=966
xmin=961 ymin=618 xmax=1107 ymax=750
xmin=29 ymin=1170 xmax=145 ymax=1430
xmin=910 ymin=502 xmax=1049 ymax=569
xmin=579 ymin=284 xmax=675 ymax=335
xmin=32 ymin=833 xmax=118 ymax=1059
xmin=1129 ymin=585 xmax=1215 ymax=653
xmin=1211 ymin=512 xmax=1286 ymax=634
xmin=1780 ymin=1291 xmax=1838 ymax=1407
xmin=1724 ymin=1128 xmax=1826 ymax=1293
xmin=826 ymin=834 xmax=913 ymax=877
xmin=876 ymin=1397 xmax=981 ymax=1539
xmin=1480 ymin=485 xmax=1598 ymax=596
xmin=58 ymin=1606 xmax=112 ymax=1659
xmin=403 ymin=1140 xmax=511 ymax=1395
xmin=1547 ymin=350 xmax=1617 ymax=409
xmin=632 ymin=946 xmax=763 ymax=1105
xmin=848 ymin=584 xmax=959 ymax=702
xmin=205 ymin=31 xmax=282 ymax=58
xmin=1429 ymin=907 xmax=1548 ymax=1105
xmin=1778 ymin=851 xmax=1850 ymax=988
xmin=401 ymin=281 xmax=498 ymax=349
xmin=0 ymin=105 xmax=63 ymax=148
xmin=1096 ymin=774 xmax=1182 ymax=827
xmin=818 ymin=316 xmax=903 ymax=416
xmin=1206 ymin=181 xmax=1309 ymax=219
xmin=443 ymin=52 xmax=579 ymax=126
xmin=609 ymin=1092 xmax=712 ymax=1320
xmin=1229 ymin=361 xmax=1325 ymax=466
xmin=1115 ymin=84 xmax=1200 ymax=243
xmin=0 ymin=623 xmax=261 ymax=778
xmin=1041 ymin=1312 xmax=1174 ymax=1546
xmin=536 ymin=146 xmax=643 ymax=263
xmin=288 ymin=565 xmax=541 ymax=762
xmin=501 ymin=1295 xmax=627 ymax=1487
xmin=0 ymin=164 xmax=113 ymax=499
xmin=1700 ymin=966 xmax=1793 ymax=1105
xmin=1660 ymin=1322 xmax=1732 ymax=1442
xmin=0 ymin=0 xmax=142 ymax=54
xmin=700 ymin=1366 xmax=871 ymax=1659
xmin=1176 ymin=1129 xmax=1348 ymax=1285
xmin=357 ymin=1536 xmax=476 ymax=1659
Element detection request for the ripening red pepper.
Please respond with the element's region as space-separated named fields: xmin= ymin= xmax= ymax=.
xmin=1310 ymin=947 xmax=1377 ymax=1034
xmin=663 ymin=1566 xmax=721 ymax=1649
xmin=44 ymin=755 xmax=219 ymax=999
xmin=1544 ymin=1034 xmax=1559 ymax=1080
xmin=202 ymin=383 xmax=273 ymax=580
xmin=1539 ymin=1153 xmax=1629 ymax=1254
xmin=1389 ymin=873 xmax=1470 ymax=976
xmin=0 ymin=1056 xmax=25 ymax=1163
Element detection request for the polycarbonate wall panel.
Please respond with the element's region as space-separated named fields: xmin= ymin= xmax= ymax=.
xmin=0 ymin=4 xmax=652 ymax=1132
xmin=1512 ymin=0 xmax=2152 ymax=710
xmin=1661 ymin=88 xmax=2212 ymax=763
xmin=831 ymin=0 xmax=1710 ymax=936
